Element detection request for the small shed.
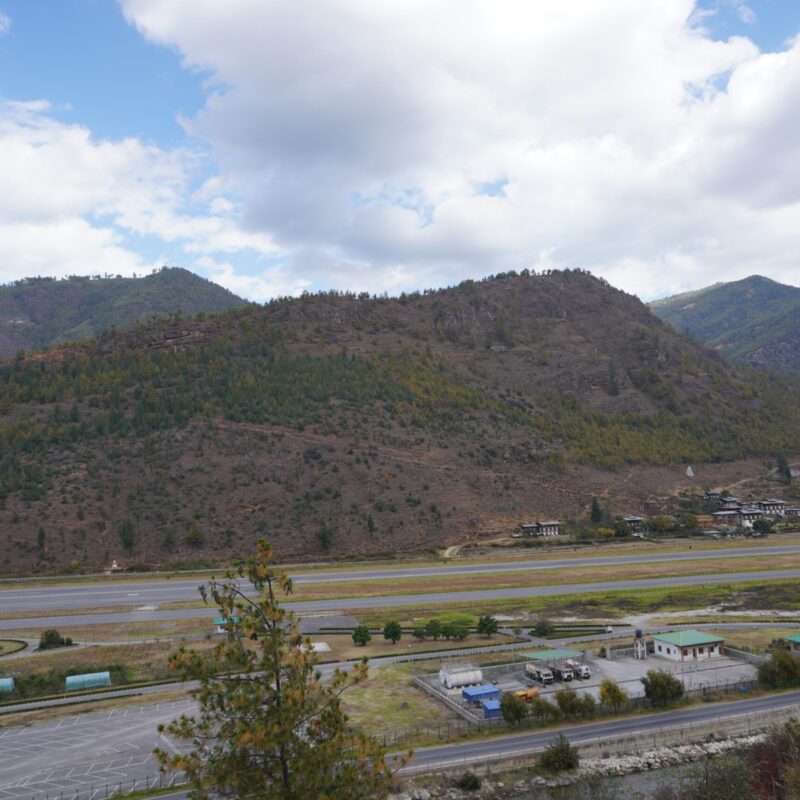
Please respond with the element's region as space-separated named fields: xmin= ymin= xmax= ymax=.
xmin=462 ymin=684 xmax=500 ymax=705
xmin=0 ymin=677 xmax=14 ymax=694
xmin=482 ymin=699 xmax=501 ymax=719
xmin=65 ymin=671 xmax=112 ymax=691
xmin=213 ymin=615 xmax=241 ymax=634
xmin=652 ymin=630 xmax=724 ymax=662
xmin=786 ymin=634 xmax=800 ymax=655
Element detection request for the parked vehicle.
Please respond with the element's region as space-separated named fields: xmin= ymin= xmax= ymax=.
xmin=551 ymin=664 xmax=573 ymax=682
xmin=525 ymin=663 xmax=553 ymax=685
xmin=565 ymin=659 xmax=591 ymax=679
xmin=513 ymin=687 xmax=540 ymax=702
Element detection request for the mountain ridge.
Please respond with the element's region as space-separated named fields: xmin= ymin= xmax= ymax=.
xmin=650 ymin=275 xmax=800 ymax=372
xmin=2 ymin=268 xmax=799 ymax=574
xmin=0 ymin=267 xmax=246 ymax=357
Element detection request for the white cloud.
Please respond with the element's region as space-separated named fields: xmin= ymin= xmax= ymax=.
xmin=5 ymin=2 xmax=800 ymax=301
xmin=193 ymin=256 xmax=310 ymax=301
xmin=0 ymin=10 xmax=10 ymax=35
xmin=116 ymin=0 xmax=800 ymax=299
xmin=0 ymin=99 xmax=277 ymax=287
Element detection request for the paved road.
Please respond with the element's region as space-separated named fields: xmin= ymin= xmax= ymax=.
xmin=2 ymin=566 xmax=800 ymax=631
xmin=2 ymin=545 xmax=799 ymax=615
xmin=401 ymin=689 xmax=800 ymax=773
xmin=2 ymin=687 xmax=799 ymax=799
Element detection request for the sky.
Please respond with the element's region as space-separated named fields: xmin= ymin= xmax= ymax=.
xmin=0 ymin=1 xmax=799 ymax=302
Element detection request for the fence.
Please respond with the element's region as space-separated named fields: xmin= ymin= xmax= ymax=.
xmin=18 ymin=771 xmax=186 ymax=800
xmin=393 ymin=673 xmax=764 ymax=749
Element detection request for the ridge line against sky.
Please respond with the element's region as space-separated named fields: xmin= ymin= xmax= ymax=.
xmin=0 ymin=0 xmax=799 ymax=303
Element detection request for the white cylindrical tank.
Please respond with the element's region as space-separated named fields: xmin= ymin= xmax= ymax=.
xmin=438 ymin=667 xmax=483 ymax=689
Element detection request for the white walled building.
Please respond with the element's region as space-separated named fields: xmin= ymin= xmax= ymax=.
xmin=652 ymin=630 xmax=725 ymax=662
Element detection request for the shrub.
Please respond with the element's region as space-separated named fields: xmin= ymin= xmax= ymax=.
xmin=641 ymin=670 xmax=684 ymax=707
xmin=539 ymin=734 xmax=580 ymax=772
xmin=455 ymin=771 xmax=481 ymax=791
xmin=555 ymin=687 xmax=582 ymax=716
xmin=758 ymin=649 xmax=800 ymax=689
xmin=501 ymin=692 xmax=528 ymax=724
xmin=599 ymin=677 xmax=628 ymax=712
xmin=532 ymin=619 xmax=555 ymax=637
xmin=38 ymin=629 xmax=71 ymax=650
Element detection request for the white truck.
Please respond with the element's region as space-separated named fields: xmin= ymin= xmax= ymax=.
xmin=565 ymin=659 xmax=591 ymax=679
xmin=525 ymin=663 xmax=553 ymax=685
xmin=551 ymin=663 xmax=573 ymax=682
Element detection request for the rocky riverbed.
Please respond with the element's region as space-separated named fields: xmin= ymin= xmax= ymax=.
xmin=393 ymin=733 xmax=766 ymax=799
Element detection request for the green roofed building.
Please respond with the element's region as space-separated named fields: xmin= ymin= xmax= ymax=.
xmin=213 ymin=616 xmax=241 ymax=634
xmin=652 ymin=630 xmax=724 ymax=662
xmin=786 ymin=634 xmax=800 ymax=655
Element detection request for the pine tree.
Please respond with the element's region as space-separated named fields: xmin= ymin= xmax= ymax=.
xmin=590 ymin=497 xmax=602 ymax=523
xmin=155 ymin=540 xmax=399 ymax=799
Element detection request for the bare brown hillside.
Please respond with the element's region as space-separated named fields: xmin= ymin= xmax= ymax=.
xmin=2 ymin=269 xmax=799 ymax=574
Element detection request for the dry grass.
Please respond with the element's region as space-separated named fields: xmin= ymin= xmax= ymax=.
xmin=308 ymin=632 xmax=514 ymax=661
xmin=0 ymin=617 xmax=213 ymax=642
xmin=280 ymin=553 xmax=800 ymax=602
xmin=2 ymin=640 xmax=216 ymax=683
xmin=708 ymin=627 xmax=800 ymax=653
xmin=341 ymin=663 xmax=459 ymax=742
xmin=0 ymin=639 xmax=28 ymax=656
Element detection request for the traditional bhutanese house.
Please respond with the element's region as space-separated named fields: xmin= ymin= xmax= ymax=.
xmin=711 ymin=510 xmax=740 ymax=528
xmin=738 ymin=507 xmax=763 ymax=529
xmin=758 ymin=498 xmax=786 ymax=517
xmin=652 ymin=630 xmax=725 ymax=662
xmin=703 ymin=490 xmax=721 ymax=500
xmin=622 ymin=516 xmax=644 ymax=532
xmin=720 ymin=496 xmax=742 ymax=510
xmin=786 ymin=507 xmax=800 ymax=518
xmin=519 ymin=520 xmax=560 ymax=537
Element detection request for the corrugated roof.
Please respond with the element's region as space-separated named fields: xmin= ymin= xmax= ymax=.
xmin=652 ymin=630 xmax=724 ymax=647
xmin=785 ymin=634 xmax=800 ymax=644
xmin=521 ymin=648 xmax=582 ymax=661
xmin=462 ymin=684 xmax=500 ymax=699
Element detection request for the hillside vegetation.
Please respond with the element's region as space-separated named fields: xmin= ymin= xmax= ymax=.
xmin=0 ymin=267 xmax=246 ymax=357
xmin=1 ymin=269 xmax=799 ymax=573
xmin=651 ymin=275 xmax=800 ymax=372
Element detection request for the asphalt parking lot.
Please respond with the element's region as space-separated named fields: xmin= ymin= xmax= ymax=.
xmin=0 ymin=700 xmax=194 ymax=800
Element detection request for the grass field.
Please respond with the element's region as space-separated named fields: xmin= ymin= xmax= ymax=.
xmin=0 ymin=639 xmax=27 ymax=656
xmin=3 ymin=532 xmax=800 ymax=591
xmin=1 ymin=640 xmax=218 ymax=684
xmin=355 ymin=578 xmax=800 ymax=626
xmin=341 ymin=663 xmax=460 ymax=742
xmin=0 ymin=618 xmax=213 ymax=642
xmin=274 ymin=553 xmax=800 ymax=603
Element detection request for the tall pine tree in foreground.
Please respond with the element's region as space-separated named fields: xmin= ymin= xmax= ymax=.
xmin=155 ymin=539 xmax=401 ymax=799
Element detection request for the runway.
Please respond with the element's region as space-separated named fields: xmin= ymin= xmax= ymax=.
xmin=2 ymin=544 xmax=798 ymax=615
xmin=2 ymin=566 xmax=800 ymax=630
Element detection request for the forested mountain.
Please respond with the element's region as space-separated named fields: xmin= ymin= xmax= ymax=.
xmin=1 ymin=269 xmax=799 ymax=573
xmin=650 ymin=276 xmax=800 ymax=373
xmin=0 ymin=268 xmax=246 ymax=357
